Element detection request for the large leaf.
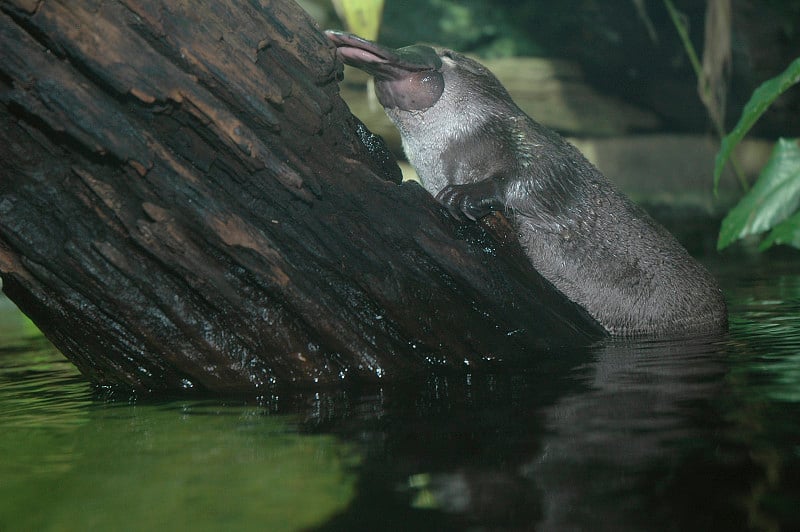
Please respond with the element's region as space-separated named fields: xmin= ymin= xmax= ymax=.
xmin=717 ymin=138 xmax=800 ymax=250
xmin=713 ymin=56 xmax=800 ymax=192
xmin=759 ymin=209 xmax=800 ymax=251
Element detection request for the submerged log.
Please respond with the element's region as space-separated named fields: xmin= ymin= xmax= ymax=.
xmin=0 ymin=0 xmax=604 ymax=392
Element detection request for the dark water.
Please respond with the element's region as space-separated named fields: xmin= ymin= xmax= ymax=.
xmin=1 ymin=252 xmax=799 ymax=531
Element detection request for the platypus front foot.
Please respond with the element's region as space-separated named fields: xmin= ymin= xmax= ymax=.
xmin=436 ymin=182 xmax=504 ymax=221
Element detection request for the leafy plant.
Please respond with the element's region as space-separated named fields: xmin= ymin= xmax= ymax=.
xmin=714 ymin=57 xmax=800 ymax=251
xmin=663 ymin=0 xmax=800 ymax=251
xmin=331 ymin=0 xmax=385 ymax=40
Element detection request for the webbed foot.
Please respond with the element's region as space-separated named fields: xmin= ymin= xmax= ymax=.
xmin=436 ymin=182 xmax=504 ymax=221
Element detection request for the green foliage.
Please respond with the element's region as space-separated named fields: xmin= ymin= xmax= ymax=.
xmin=718 ymin=139 xmax=800 ymax=250
xmin=759 ymin=208 xmax=800 ymax=250
xmin=713 ymin=56 xmax=800 ymax=251
xmin=713 ymin=56 xmax=800 ymax=191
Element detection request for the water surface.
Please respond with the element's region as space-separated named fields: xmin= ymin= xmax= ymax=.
xmin=1 ymin=251 xmax=799 ymax=531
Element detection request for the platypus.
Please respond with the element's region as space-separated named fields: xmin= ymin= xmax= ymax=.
xmin=326 ymin=31 xmax=727 ymax=336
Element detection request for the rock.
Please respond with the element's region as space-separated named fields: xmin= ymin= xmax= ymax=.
xmin=488 ymin=57 xmax=660 ymax=135
xmin=570 ymin=135 xmax=773 ymax=209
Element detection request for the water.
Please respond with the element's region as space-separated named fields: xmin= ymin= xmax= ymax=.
xmin=1 ymin=251 xmax=799 ymax=531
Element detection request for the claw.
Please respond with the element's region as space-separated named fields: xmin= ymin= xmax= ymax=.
xmin=436 ymin=183 xmax=498 ymax=221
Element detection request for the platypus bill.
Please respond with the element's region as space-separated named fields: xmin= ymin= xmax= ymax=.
xmin=326 ymin=30 xmax=727 ymax=336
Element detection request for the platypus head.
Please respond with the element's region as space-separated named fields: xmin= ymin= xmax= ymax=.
xmin=326 ymin=31 xmax=519 ymax=193
xmin=326 ymin=31 xmax=515 ymax=121
xmin=326 ymin=30 xmax=444 ymax=112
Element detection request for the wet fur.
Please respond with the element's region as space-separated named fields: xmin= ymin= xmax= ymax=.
xmin=383 ymin=50 xmax=726 ymax=335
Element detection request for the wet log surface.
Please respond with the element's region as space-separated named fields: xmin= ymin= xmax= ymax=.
xmin=0 ymin=0 xmax=605 ymax=393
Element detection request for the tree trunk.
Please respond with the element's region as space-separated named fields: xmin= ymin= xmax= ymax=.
xmin=0 ymin=0 xmax=604 ymax=392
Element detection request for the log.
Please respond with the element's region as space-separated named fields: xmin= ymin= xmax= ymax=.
xmin=0 ymin=0 xmax=604 ymax=393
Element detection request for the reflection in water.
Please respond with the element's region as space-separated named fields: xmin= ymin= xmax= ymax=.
xmin=0 ymin=336 xmax=359 ymax=531
xmin=530 ymin=335 xmax=732 ymax=531
xmin=313 ymin=255 xmax=800 ymax=531
xmin=312 ymin=335 xmax=739 ymax=531
xmin=1 ymin=254 xmax=800 ymax=531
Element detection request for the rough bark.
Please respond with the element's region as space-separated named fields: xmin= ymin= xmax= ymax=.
xmin=0 ymin=0 xmax=604 ymax=392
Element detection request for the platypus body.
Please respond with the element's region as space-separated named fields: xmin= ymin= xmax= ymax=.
xmin=326 ymin=31 xmax=727 ymax=336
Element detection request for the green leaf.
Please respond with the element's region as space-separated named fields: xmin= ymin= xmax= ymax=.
xmin=717 ymin=138 xmax=800 ymax=250
xmin=713 ymin=56 xmax=800 ymax=192
xmin=331 ymin=0 xmax=385 ymax=41
xmin=759 ymin=209 xmax=800 ymax=251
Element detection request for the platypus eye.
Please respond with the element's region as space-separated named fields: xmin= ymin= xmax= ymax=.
xmin=438 ymin=50 xmax=461 ymax=69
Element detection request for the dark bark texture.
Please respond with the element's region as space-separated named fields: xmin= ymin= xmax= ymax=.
xmin=0 ymin=0 xmax=604 ymax=392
